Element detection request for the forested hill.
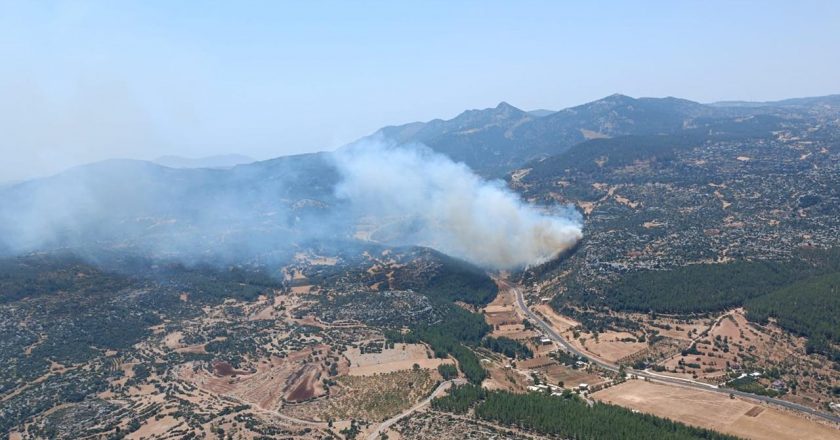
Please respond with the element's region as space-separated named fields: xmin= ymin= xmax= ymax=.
xmin=367 ymin=93 xmax=838 ymax=175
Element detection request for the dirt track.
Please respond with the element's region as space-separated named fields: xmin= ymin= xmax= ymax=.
xmin=365 ymin=379 xmax=467 ymax=440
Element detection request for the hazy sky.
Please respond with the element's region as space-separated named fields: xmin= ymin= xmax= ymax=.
xmin=2 ymin=1 xmax=839 ymax=181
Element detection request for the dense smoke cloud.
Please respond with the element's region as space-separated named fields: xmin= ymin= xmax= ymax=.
xmin=0 ymin=142 xmax=583 ymax=270
xmin=333 ymin=141 xmax=582 ymax=268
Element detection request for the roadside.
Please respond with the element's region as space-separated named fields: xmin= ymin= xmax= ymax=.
xmin=506 ymin=280 xmax=840 ymax=427
xmin=365 ymin=378 xmax=467 ymax=440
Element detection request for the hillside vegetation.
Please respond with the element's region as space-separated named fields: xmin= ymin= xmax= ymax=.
xmin=746 ymin=272 xmax=840 ymax=360
xmin=433 ymin=385 xmax=739 ymax=440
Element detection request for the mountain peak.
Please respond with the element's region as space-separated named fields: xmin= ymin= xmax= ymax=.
xmin=496 ymin=101 xmax=517 ymax=110
xmin=602 ymin=93 xmax=635 ymax=103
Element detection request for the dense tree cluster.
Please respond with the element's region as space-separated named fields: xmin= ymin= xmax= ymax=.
xmin=481 ymin=336 xmax=533 ymax=359
xmin=746 ymin=272 xmax=840 ymax=343
xmin=596 ymin=248 xmax=840 ymax=314
xmin=525 ymin=134 xmax=702 ymax=184
xmin=430 ymin=384 xmax=485 ymax=414
xmin=432 ymin=386 xmax=739 ymax=440
xmin=724 ymin=377 xmax=780 ymax=398
xmin=437 ymin=364 xmax=458 ymax=380
xmin=579 ymin=248 xmax=840 ymax=362
xmin=746 ymin=272 xmax=840 ymax=362
xmin=600 ymin=260 xmax=811 ymax=314
xmin=0 ymin=254 xmax=130 ymax=303
xmin=386 ymin=302 xmax=490 ymax=384
xmin=420 ymin=254 xmax=499 ymax=305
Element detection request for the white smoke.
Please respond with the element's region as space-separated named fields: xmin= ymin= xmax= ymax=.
xmin=0 ymin=140 xmax=583 ymax=270
xmin=333 ymin=141 xmax=583 ymax=269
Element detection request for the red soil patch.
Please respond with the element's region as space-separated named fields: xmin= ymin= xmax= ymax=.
xmin=745 ymin=406 xmax=764 ymax=417
xmin=517 ymin=356 xmax=555 ymax=369
xmin=212 ymin=361 xmax=249 ymax=377
xmin=284 ymin=364 xmax=320 ymax=402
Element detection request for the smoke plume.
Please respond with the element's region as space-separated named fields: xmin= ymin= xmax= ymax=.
xmin=333 ymin=141 xmax=582 ymax=269
xmin=0 ymin=141 xmax=583 ymax=270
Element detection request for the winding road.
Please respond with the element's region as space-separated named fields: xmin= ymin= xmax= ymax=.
xmin=508 ymin=282 xmax=840 ymax=426
xmin=365 ymin=378 xmax=468 ymax=440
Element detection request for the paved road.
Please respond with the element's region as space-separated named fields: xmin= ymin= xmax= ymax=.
xmin=366 ymin=378 xmax=467 ymax=440
xmin=508 ymin=282 xmax=840 ymax=426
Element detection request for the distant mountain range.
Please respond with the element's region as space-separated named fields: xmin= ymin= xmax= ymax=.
xmin=153 ymin=154 xmax=256 ymax=169
xmin=0 ymin=153 xmax=340 ymax=259
xmin=1 ymin=92 xmax=837 ymax=258
xmin=367 ymin=93 xmax=840 ymax=175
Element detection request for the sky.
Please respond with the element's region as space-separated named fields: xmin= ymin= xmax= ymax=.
xmin=1 ymin=1 xmax=839 ymax=182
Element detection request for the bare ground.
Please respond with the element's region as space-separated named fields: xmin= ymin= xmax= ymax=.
xmin=594 ymin=379 xmax=840 ymax=440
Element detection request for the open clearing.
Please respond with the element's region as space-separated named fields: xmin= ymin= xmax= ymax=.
xmin=344 ymin=343 xmax=451 ymax=376
xmin=538 ymin=364 xmax=604 ymax=389
xmin=533 ymin=304 xmax=579 ymax=332
xmin=283 ymin=369 xmax=437 ymax=422
xmin=181 ymin=345 xmax=331 ymax=409
xmin=484 ymin=285 xmax=523 ymax=328
xmin=577 ymin=330 xmax=647 ymax=362
xmin=594 ymin=380 xmax=840 ymax=440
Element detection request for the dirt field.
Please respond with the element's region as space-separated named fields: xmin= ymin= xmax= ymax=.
xmin=594 ymin=380 xmax=840 ymax=440
xmin=652 ymin=308 xmax=840 ymax=407
xmin=531 ymin=305 xmax=647 ymax=363
xmin=517 ymin=356 xmax=555 ymax=369
xmin=533 ymin=304 xmax=579 ymax=333
xmin=127 ymin=415 xmax=181 ymax=439
xmin=282 ymin=369 xmax=437 ymax=422
xmin=349 ymin=358 xmax=451 ymax=376
xmin=538 ymin=364 xmax=605 ymax=389
xmin=483 ymin=285 xmax=523 ymax=328
xmin=578 ymin=331 xmax=647 ymax=362
xmin=483 ymin=364 xmax=529 ymax=392
xmin=181 ymin=345 xmax=332 ymax=410
xmin=344 ymin=343 xmax=451 ymax=376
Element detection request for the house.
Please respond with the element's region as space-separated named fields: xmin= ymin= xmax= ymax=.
xmin=579 ymin=383 xmax=589 ymax=390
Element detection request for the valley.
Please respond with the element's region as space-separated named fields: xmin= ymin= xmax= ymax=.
xmin=1 ymin=93 xmax=839 ymax=439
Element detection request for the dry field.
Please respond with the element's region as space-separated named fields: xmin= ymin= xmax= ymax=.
xmin=481 ymin=355 xmax=529 ymax=392
xmin=533 ymin=304 xmax=579 ymax=333
xmin=538 ymin=364 xmax=605 ymax=389
xmin=282 ymin=369 xmax=438 ymax=422
xmin=655 ymin=309 xmax=839 ymax=408
xmin=344 ymin=343 xmax=452 ymax=376
xmin=180 ymin=345 xmax=333 ymax=409
xmin=636 ymin=313 xmax=714 ymax=342
xmin=517 ymin=355 xmax=555 ymax=370
xmin=577 ymin=331 xmax=648 ymax=362
xmin=532 ymin=305 xmax=648 ymax=364
xmin=594 ymin=380 xmax=840 ymax=440
xmin=483 ymin=285 xmax=523 ymax=329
